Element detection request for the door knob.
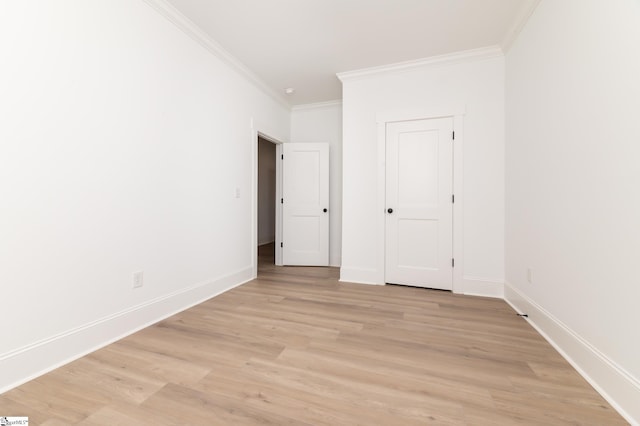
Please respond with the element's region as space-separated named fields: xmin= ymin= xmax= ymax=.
xmin=387 ymin=208 xmax=393 ymax=214
xmin=323 ymin=208 xmax=328 ymax=213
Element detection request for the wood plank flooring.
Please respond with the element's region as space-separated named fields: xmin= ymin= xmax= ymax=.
xmin=0 ymin=245 xmax=626 ymax=424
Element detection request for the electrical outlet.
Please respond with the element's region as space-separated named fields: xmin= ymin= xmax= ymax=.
xmin=527 ymin=268 xmax=533 ymax=284
xmin=133 ymin=271 xmax=144 ymax=289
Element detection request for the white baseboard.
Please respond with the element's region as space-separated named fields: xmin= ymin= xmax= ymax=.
xmin=0 ymin=267 xmax=253 ymax=394
xmin=460 ymin=275 xmax=504 ymax=298
xmin=339 ymin=270 xmax=505 ymax=296
xmin=339 ymin=267 xmax=382 ymax=285
xmin=504 ymin=282 xmax=640 ymax=425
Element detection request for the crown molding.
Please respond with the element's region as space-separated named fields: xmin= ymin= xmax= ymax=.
xmin=501 ymin=0 xmax=542 ymax=53
xmin=337 ymin=45 xmax=504 ymax=82
xmin=291 ymin=100 xmax=342 ymax=112
xmin=141 ymin=0 xmax=291 ymax=110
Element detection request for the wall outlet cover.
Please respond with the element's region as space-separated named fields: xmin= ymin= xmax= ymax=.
xmin=133 ymin=271 xmax=144 ymax=288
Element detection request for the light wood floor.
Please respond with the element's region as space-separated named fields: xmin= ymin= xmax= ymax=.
xmin=0 ymin=244 xmax=626 ymax=425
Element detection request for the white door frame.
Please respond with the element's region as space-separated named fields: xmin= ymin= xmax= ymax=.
xmin=251 ymin=118 xmax=286 ymax=279
xmin=376 ymin=106 xmax=465 ymax=293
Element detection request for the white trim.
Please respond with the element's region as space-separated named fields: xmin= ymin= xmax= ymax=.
xmin=275 ymin=143 xmax=283 ymax=267
xmin=375 ymin=108 xmax=465 ymax=292
xmin=504 ymin=282 xmax=640 ymax=425
xmin=339 ymin=267 xmax=382 ymax=285
xmin=461 ymin=275 xmax=504 ymax=298
xmin=141 ymin=0 xmax=290 ymax=110
xmin=376 ymin=106 xmax=466 ymax=125
xmin=337 ymin=46 xmax=503 ymax=82
xmin=501 ymin=0 xmax=542 ymax=53
xmin=292 ymin=100 xmax=343 ymax=112
xmin=0 ymin=267 xmax=254 ymax=394
xmin=452 ymin=115 xmax=465 ymax=295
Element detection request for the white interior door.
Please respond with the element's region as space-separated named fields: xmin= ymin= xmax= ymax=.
xmin=282 ymin=143 xmax=329 ymax=266
xmin=385 ymin=118 xmax=453 ymax=289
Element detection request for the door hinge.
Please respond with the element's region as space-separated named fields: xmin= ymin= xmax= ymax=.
xmin=452 ymin=194 xmax=455 ymax=203
xmin=281 ymin=154 xmax=284 ymax=160
xmin=452 ymin=131 xmax=455 ymax=140
xmin=452 ymin=258 xmax=455 ymax=267
xmin=281 ymin=198 xmax=283 ymax=204
xmin=280 ymin=242 xmax=283 ymax=248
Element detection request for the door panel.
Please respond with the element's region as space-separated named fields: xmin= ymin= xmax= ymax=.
xmin=385 ymin=118 xmax=453 ymax=289
xmin=397 ymin=218 xmax=438 ymax=268
xmin=282 ymin=143 xmax=329 ymax=266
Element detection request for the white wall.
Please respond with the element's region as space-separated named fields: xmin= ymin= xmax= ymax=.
xmin=505 ymin=0 xmax=640 ymax=422
xmin=0 ymin=0 xmax=289 ymax=391
xmin=257 ymin=137 xmax=277 ymax=245
xmin=290 ymin=102 xmax=343 ymax=266
xmin=339 ymin=54 xmax=505 ymax=295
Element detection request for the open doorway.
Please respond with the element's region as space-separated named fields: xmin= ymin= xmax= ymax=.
xmin=252 ymin=131 xmax=329 ymax=276
xmin=257 ymin=136 xmax=277 ymax=272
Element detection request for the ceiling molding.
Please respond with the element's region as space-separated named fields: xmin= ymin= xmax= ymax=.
xmin=141 ymin=0 xmax=291 ymax=110
xmin=501 ymin=0 xmax=541 ymax=53
xmin=336 ymin=45 xmax=504 ymax=82
xmin=291 ymin=100 xmax=343 ymax=112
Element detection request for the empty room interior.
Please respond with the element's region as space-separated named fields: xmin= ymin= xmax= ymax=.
xmin=1 ymin=0 xmax=639 ymax=424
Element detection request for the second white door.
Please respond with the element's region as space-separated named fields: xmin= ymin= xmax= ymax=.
xmin=385 ymin=118 xmax=453 ymax=290
xmin=282 ymin=143 xmax=329 ymax=266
